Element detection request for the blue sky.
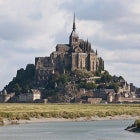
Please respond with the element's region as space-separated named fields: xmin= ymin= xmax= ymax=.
xmin=0 ymin=0 xmax=140 ymax=90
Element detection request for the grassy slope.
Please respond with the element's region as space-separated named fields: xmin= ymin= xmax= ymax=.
xmin=0 ymin=104 xmax=140 ymax=120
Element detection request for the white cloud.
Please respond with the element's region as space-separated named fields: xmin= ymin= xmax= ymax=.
xmin=0 ymin=0 xmax=140 ymax=90
xmin=77 ymin=20 xmax=103 ymax=38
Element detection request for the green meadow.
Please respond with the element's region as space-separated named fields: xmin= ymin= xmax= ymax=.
xmin=0 ymin=103 xmax=140 ymax=121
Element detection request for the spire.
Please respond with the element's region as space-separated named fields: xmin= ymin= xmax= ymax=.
xmin=96 ymin=49 xmax=98 ymax=55
xmin=73 ymin=13 xmax=76 ymax=31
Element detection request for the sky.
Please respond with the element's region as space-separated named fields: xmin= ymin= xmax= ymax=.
xmin=0 ymin=0 xmax=140 ymax=90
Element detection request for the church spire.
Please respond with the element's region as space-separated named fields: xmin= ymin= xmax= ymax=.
xmin=96 ymin=49 xmax=98 ymax=55
xmin=73 ymin=13 xmax=76 ymax=31
xmin=69 ymin=13 xmax=79 ymax=46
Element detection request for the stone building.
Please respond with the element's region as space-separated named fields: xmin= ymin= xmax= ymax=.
xmin=35 ymin=15 xmax=104 ymax=86
xmin=118 ymin=80 xmax=130 ymax=94
xmin=94 ymin=89 xmax=115 ymax=101
xmin=18 ymin=89 xmax=41 ymax=103
xmin=0 ymin=89 xmax=15 ymax=103
xmin=88 ymin=98 xmax=102 ymax=104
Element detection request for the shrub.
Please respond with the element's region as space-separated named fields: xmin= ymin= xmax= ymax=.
xmin=134 ymin=119 xmax=140 ymax=128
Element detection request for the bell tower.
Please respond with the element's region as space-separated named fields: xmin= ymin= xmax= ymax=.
xmin=69 ymin=14 xmax=79 ymax=47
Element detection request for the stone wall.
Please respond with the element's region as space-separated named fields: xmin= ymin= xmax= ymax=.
xmin=88 ymin=98 xmax=102 ymax=104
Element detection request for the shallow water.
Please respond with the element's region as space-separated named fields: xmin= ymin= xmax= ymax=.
xmin=0 ymin=120 xmax=140 ymax=140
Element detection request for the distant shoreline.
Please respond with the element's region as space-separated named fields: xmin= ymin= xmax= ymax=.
xmin=1 ymin=115 xmax=139 ymax=126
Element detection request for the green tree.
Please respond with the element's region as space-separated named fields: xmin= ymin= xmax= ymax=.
xmin=95 ymin=70 xmax=101 ymax=76
xmin=25 ymin=64 xmax=35 ymax=80
xmin=59 ymin=74 xmax=68 ymax=84
xmin=14 ymin=83 xmax=21 ymax=95
xmin=119 ymin=76 xmax=124 ymax=81
xmin=5 ymin=64 xmax=35 ymax=94
xmin=100 ymin=71 xmax=112 ymax=83
xmin=85 ymin=82 xmax=97 ymax=89
xmin=16 ymin=68 xmax=25 ymax=82
xmin=77 ymin=81 xmax=86 ymax=88
xmin=107 ymin=83 xmax=119 ymax=93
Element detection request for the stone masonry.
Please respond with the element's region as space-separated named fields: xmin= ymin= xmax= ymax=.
xmin=35 ymin=15 xmax=104 ymax=86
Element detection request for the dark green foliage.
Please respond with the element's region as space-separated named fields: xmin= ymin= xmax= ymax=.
xmin=47 ymin=73 xmax=69 ymax=89
xmin=77 ymin=81 xmax=86 ymax=88
xmin=25 ymin=64 xmax=35 ymax=80
xmin=16 ymin=68 xmax=25 ymax=82
xmin=106 ymin=83 xmax=119 ymax=93
xmin=95 ymin=70 xmax=101 ymax=76
xmin=13 ymin=83 xmax=21 ymax=96
xmin=119 ymin=76 xmax=124 ymax=81
xmin=5 ymin=64 xmax=35 ymax=94
xmin=47 ymin=73 xmax=60 ymax=89
xmin=95 ymin=66 xmax=104 ymax=76
xmin=85 ymin=82 xmax=97 ymax=89
xmin=59 ymin=74 xmax=68 ymax=84
xmin=134 ymin=119 xmax=140 ymax=128
xmin=100 ymin=71 xmax=112 ymax=84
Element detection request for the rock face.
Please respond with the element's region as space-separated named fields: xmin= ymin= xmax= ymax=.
xmin=35 ymin=15 xmax=104 ymax=86
xmin=125 ymin=119 xmax=140 ymax=133
xmin=125 ymin=126 xmax=140 ymax=133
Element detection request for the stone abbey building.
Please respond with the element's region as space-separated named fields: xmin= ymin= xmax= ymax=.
xmin=35 ymin=15 xmax=104 ymax=85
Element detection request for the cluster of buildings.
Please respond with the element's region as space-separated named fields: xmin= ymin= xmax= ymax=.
xmin=79 ymin=80 xmax=140 ymax=104
xmin=0 ymin=89 xmax=45 ymax=103
xmin=1 ymin=15 xmax=140 ymax=104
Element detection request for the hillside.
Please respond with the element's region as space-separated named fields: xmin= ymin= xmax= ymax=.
xmin=3 ymin=63 xmax=130 ymax=103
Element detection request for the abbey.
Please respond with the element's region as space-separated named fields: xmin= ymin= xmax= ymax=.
xmin=35 ymin=15 xmax=104 ymax=85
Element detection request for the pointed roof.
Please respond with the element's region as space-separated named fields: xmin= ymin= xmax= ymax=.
xmin=73 ymin=13 xmax=76 ymax=31
xmin=70 ymin=13 xmax=78 ymax=38
xmin=96 ymin=49 xmax=98 ymax=55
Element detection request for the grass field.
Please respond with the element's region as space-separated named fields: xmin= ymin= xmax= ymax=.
xmin=0 ymin=103 xmax=140 ymax=120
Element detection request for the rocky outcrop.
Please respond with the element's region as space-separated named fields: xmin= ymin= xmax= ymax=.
xmin=125 ymin=119 xmax=140 ymax=133
xmin=125 ymin=126 xmax=140 ymax=133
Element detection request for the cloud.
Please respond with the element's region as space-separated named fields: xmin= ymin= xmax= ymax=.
xmin=61 ymin=0 xmax=129 ymax=21
xmin=0 ymin=0 xmax=140 ymax=90
xmin=0 ymin=0 xmax=69 ymax=90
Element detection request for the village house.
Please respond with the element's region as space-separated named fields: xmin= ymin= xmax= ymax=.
xmin=94 ymin=89 xmax=115 ymax=101
xmin=18 ymin=89 xmax=41 ymax=103
xmin=88 ymin=98 xmax=102 ymax=104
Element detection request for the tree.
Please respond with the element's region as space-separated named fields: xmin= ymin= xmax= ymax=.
xmin=77 ymin=81 xmax=86 ymax=88
xmin=59 ymin=74 xmax=68 ymax=84
xmin=25 ymin=64 xmax=35 ymax=80
xmin=4 ymin=64 xmax=35 ymax=94
xmin=107 ymin=83 xmax=119 ymax=93
xmin=16 ymin=68 xmax=25 ymax=82
xmin=85 ymin=82 xmax=97 ymax=89
xmin=119 ymin=76 xmax=124 ymax=81
xmin=95 ymin=70 xmax=101 ymax=76
xmin=100 ymin=71 xmax=112 ymax=83
xmin=14 ymin=83 xmax=21 ymax=95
